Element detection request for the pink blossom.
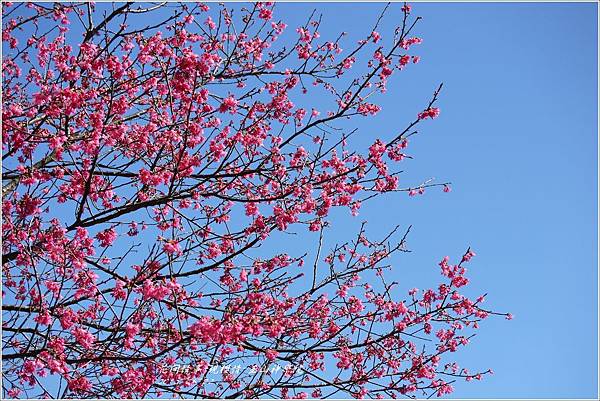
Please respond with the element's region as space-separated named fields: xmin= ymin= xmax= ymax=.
xmin=219 ymin=95 xmax=238 ymax=114
xmin=259 ymin=8 xmax=273 ymax=20
xmin=72 ymin=327 xmax=96 ymax=350
xmin=68 ymin=376 xmax=92 ymax=394
xmin=417 ymin=107 xmax=440 ymax=120
xmin=112 ymin=280 xmax=127 ymax=300
xmin=265 ymin=349 xmax=279 ymax=361
xmin=163 ymin=239 xmax=181 ymax=255
xmin=205 ymin=16 xmax=216 ymax=30
xmin=96 ymin=227 xmax=117 ymax=247
xmin=462 ymin=250 xmax=476 ymax=262
xmin=34 ymin=310 xmax=52 ymax=326
xmin=140 ymin=279 xmax=170 ymax=301
xmin=245 ymin=202 xmax=259 ymax=216
xmin=125 ymin=322 xmax=140 ymax=338
xmin=239 ymin=268 xmax=248 ymax=282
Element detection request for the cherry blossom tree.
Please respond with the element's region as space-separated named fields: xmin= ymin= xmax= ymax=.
xmin=1 ymin=2 xmax=510 ymax=398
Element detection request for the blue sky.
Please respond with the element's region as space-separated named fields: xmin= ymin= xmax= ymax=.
xmin=266 ymin=1 xmax=598 ymax=398
xmin=3 ymin=1 xmax=597 ymax=399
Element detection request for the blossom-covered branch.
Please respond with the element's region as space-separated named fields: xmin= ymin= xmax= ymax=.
xmin=1 ymin=2 xmax=507 ymax=398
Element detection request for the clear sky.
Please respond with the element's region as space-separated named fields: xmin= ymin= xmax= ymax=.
xmin=268 ymin=1 xmax=598 ymax=398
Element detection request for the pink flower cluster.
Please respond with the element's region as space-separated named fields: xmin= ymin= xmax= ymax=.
xmin=418 ymin=107 xmax=440 ymax=120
